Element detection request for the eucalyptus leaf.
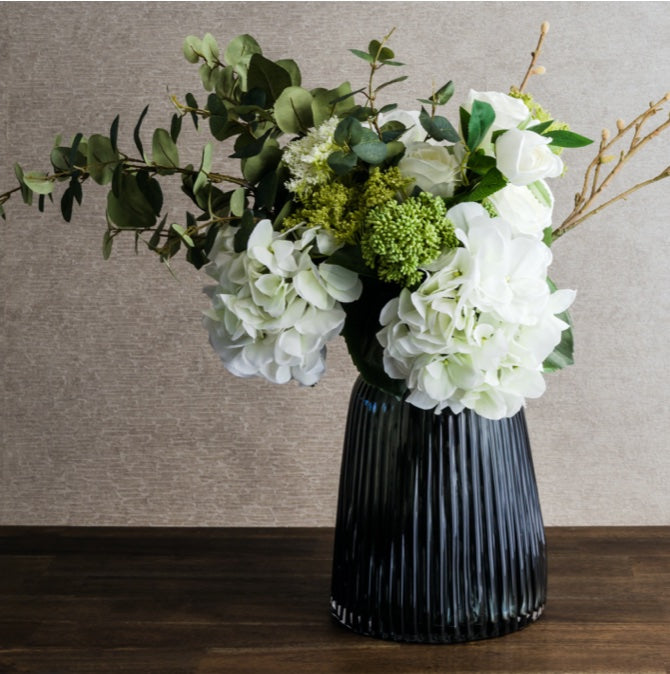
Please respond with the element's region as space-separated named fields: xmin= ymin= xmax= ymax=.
xmin=106 ymin=172 xmax=157 ymax=230
xmin=102 ymin=230 xmax=114 ymax=259
xmin=274 ymin=86 xmax=314 ymax=135
xmin=86 ymin=134 xmax=119 ymax=185
xmin=246 ymin=53 xmax=291 ymax=104
xmin=419 ymin=108 xmax=460 ymax=143
xmin=182 ymin=35 xmax=202 ymax=64
xmin=349 ymin=48 xmax=374 ymax=63
xmin=22 ymin=171 xmax=54 ymax=195
xmin=276 ymin=59 xmax=301 ymax=86
xmin=230 ymin=187 xmax=246 ymax=217
xmin=133 ymin=104 xmax=150 ymax=160
xmin=109 ymin=115 xmax=120 ymax=153
xmin=201 ymin=33 xmax=220 ymax=67
xmin=327 ymin=150 xmax=358 ymax=176
xmin=152 ymin=128 xmax=180 ymax=170
xmin=352 ymin=138 xmax=387 ymax=165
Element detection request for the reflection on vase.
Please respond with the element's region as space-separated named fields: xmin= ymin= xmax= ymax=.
xmin=330 ymin=376 xmax=547 ymax=643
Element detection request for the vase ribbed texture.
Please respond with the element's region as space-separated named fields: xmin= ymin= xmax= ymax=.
xmin=330 ymin=376 xmax=547 ymax=643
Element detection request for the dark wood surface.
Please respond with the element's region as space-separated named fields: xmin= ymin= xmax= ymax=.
xmin=0 ymin=527 xmax=668 ymax=673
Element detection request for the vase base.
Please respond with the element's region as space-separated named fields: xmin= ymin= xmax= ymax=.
xmin=330 ymin=599 xmax=545 ymax=644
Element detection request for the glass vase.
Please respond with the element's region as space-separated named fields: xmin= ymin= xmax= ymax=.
xmin=330 ymin=376 xmax=547 ymax=643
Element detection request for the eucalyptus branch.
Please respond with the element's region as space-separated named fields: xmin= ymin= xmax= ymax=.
xmin=554 ymin=93 xmax=670 ymax=239
xmin=518 ymin=21 xmax=549 ymax=93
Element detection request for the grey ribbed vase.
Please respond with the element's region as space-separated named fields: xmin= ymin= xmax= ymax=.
xmin=330 ymin=376 xmax=547 ymax=643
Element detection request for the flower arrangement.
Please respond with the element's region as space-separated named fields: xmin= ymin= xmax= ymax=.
xmin=2 ymin=24 xmax=668 ymax=420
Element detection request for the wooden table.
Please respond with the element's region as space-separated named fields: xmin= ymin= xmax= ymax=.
xmin=0 ymin=527 xmax=668 ymax=673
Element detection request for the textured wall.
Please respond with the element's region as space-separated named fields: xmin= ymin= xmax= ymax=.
xmin=1 ymin=2 xmax=668 ymax=526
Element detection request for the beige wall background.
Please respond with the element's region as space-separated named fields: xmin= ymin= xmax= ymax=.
xmin=1 ymin=2 xmax=668 ymax=526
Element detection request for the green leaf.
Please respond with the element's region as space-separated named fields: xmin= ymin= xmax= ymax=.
xmin=274 ymin=86 xmax=314 ymax=135
xmin=544 ymin=129 xmax=594 ymax=148
xmin=327 ymin=150 xmax=358 ymax=176
xmin=352 ymin=137 xmax=387 ymax=165
xmin=311 ymin=82 xmax=356 ymax=126
xmin=86 ymin=134 xmax=119 ymax=185
xmin=543 ymin=279 xmax=575 ymax=372
xmin=543 ymin=226 xmax=553 ymax=247
xmin=170 ymin=113 xmax=183 ymax=143
xmin=528 ymin=120 xmax=554 ymax=135
xmin=254 ymin=170 xmax=279 ymax=211
xmin=22 ymin=171 xmax=54 ymax=195
xmin=367 ymin=40 xmax=382 ymax=57
xmin=201 ymin=33 xmax=220 ymax=67
xmin=102 ymin=230 xmax=114 ymax=260
xmin=133 ymin=104 xmax=150 ymax=159
xmin=152 ymin=128 xmax=180 ymax=170
xmin=68 ymin=133 xmax=84 ymax=168
xmin=242 ymin=138 xmax=281 ymax=183
xmin=434 ymin=80 xmax=455 ymax=106
xmin=182 ymin=35 xmax=202 ymax=63
xmin=419 ymin=108 xmax=460 ymax=143
xmin=230 ymin=187 xmax=246 ymax=217
xmin=224 ymin=34 xmax=262 ymax=69
xmin=199 ymin=63 xmax=216 ymax=92
xmin=109 ymin=115 xmax=120 ymax=153
xmin=60 ymin=186 xmax=73 ymax=221
xmin=379 ymin=120 xmax=407 ymax=143
xmin=106 ymin=172 xmax=157 ymax=230
xmin=459 ymin=168 xmax=507 ymax=203
xmin=334 ymin=116 xmax=363 ymax=146
xmin=467 ymin=151 xmax=496 ymax=175
xmin=207 ymin=93 xmax=228 ymax=140
xmin=136 ymin=171 xmax=163 ymax=216
xmin=246 ymin=53 xmax=291 ymax=104
xmin=171 ymin=223 xmax=194 ymax=247
xmin=193 ymin=143 xmax=213 ymax=195
xmin=230 ymin=128 xmax=272 ymax=159
xmin=276 ymin=59 xmax=301 ymax=86
xmin=185 ymin=92 xmax=199 ymax=129
xmin=467 ymin=100 xmax=496 ymax=150
xmin=349 ymin=48 xmax=374 ymax=63
xmin=374 ymin=75 xmax=408 ymax=94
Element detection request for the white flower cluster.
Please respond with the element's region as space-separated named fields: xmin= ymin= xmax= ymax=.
xmin=377 ymin=202 xmax=575 ymax=420
xmin=203 ymin=220 xmax=362 ymax=386
xmin=282 ymin=116 xmax=341 ymax=194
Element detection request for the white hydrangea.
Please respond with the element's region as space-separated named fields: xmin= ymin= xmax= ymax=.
xmin=377 ymin=202 xmax=575 ymax=420
xmin=282 ymin=116 xmax=341 ymax=193
xmin=203 ymin=219 xmax=362 ymax=386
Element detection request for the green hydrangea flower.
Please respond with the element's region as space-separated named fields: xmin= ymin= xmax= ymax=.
xmin=361 ymin=191 xmax=459 ymax=288
xmin=283 ymin=167 xmax=410 ymax=245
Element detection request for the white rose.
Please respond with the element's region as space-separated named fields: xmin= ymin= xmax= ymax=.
xmin=487 ymin=181 xmax=554 ymax=238
xmin=465 ymin=90 xmax=530 ymax=131
xmin=495 ymin=128 xmax=564 ymax=186
xmin=397 ymin=142 xmax=462 ymax=198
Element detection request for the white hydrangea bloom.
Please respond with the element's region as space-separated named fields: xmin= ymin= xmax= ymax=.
xmin=377 ymin=202 xmax=575 ymax=420
xmin=203 ymin=220 xmax=362 ymax=386
xmin=282 ymin=116 xmax=341 ymax=193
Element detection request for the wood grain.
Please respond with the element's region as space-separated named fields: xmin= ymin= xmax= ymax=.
xmin=0 ymin=527 xmax=668 ymax=673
